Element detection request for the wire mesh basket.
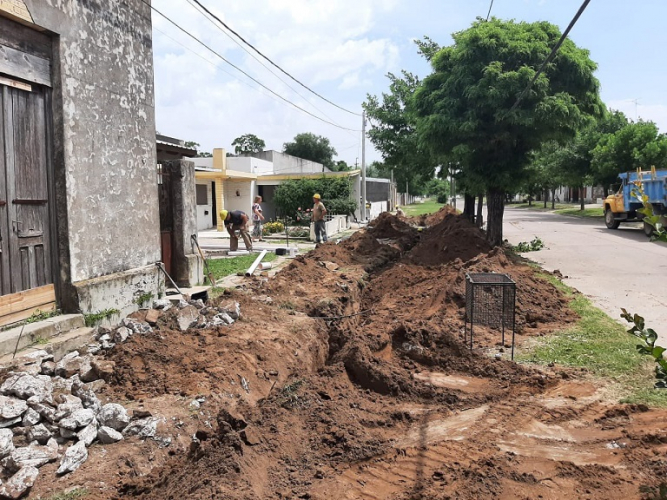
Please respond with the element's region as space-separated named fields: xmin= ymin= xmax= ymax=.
xmin=465 ymin=273 xmax=516 ymax=359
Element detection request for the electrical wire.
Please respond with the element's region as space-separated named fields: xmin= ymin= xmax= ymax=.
xmin=146 ymin=1 xmax=360 ymax=131
xmin=189 ymin=0 xmax=362 ymax=117
xmin=508 ymin=0 xmax=593 ymax=113
xmin=486 ymin=0 xmax=495 ymax=21
xmin=183 ymin=0 xmax=361 ymax=142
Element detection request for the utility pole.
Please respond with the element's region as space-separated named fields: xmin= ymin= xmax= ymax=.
xmin=361 ymin=110 xmax=367 ymax=221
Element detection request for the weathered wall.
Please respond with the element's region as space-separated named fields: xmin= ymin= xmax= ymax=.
xmin=24 ymin=0 xmax=160 ymax=287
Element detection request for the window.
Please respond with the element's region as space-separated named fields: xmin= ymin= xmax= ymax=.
xmin=196 ymin=184 xmax=208 ymax=205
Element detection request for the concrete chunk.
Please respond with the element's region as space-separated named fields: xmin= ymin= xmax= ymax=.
xmin=2 ymin=441 xmax=59 ymax=472
xmin=177 ymin=306 xmax=199 ymax=331
xmin=27 ymin=424 xmax=51 ymax=445
xmin=55 ymin=352 xmax=84 ymax=379
xmin=21 ymin=408 xmax=40 ymax=427
xmin=0 ymin=428 xmax=15 ymax=458
xmin=0 ymin=373 xmax=53 ymax=404
xmin=122 ymin=417 xmax=158 ymax=439
xmin=77 ymin=422 xmax=98 ymax=447
xmin=121 ymin=318 xmax=152 ymax=335
xmin=97 ymin=426 xmax=123 ymax=444
xmin=0 ymin=396 xmax=28 ymax=420
xmin=56 ymin=441 xmax=87 ymax=475
xmin=59 ymin=409 xmax=95 ymax=430
xmin=113 ymin=326 xmax=132 ymax=343
xmin=97 ymin=404 xmax=130 ymax=431
xmin=0 ymin=466 xmax=39 ymax=499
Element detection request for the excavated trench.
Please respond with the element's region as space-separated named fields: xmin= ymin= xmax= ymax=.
xmin=31 ymin=209 xmax=667 ymax=500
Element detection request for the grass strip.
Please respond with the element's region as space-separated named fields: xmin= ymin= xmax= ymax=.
xmin=554 ymin=207 xmax=604 ymax=218
xmin=520 ymin=272 xmax=667 ymax=407
xmin=402 ymin=199 xmax=446 ymax=216
xmin=206 ymin=253 xmax=278 ymax=281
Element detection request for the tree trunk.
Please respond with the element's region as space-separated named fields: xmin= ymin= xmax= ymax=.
xmin=528 ymin=194 xmax=532 ymax=207
xmin=476 ymin=194 xmax=484 ymax=228
xmin=463 ymin=193 xmax=475 ymax=221
xmin=603 ymin=186 xmax=609 ymax=198
xmin=551 ymin=188 xmax=556 ymax=209
xmin=543 ymin=190 xmax=547 ymax=208
xmin=486 ymin=189 xmax=505 ymax=247
xmin=580 ymin=187 xmax=585 ymax=211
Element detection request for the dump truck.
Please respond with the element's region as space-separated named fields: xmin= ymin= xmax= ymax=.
xmin=604 ymin=167 xmax=667 ymax=236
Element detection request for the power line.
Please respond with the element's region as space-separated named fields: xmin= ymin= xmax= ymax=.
xmin=145 ymin=1 xmax=360 ymax=132
xmin=486 ymin=0 xmax=495 ymax=21
xmin=189 ymin=0 xmax=361 ymax=117
xmin=183 ymin=0 xmax=360 ymax=143
xmin=508 ymin=0 xmax=593 ymax=114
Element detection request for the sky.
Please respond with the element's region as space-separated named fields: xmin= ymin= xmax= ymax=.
xmin=151 ymin=0 xmax=667 ymax=165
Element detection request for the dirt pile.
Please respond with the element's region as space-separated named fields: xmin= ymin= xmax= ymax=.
xmin=408 ymin=213 xmax=492 ymax=266
xmin=27 ymin=211 xmax=667 ymax=500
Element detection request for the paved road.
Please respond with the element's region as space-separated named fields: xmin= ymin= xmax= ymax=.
xmin=503 ymin=208 xmax=667 ymax=342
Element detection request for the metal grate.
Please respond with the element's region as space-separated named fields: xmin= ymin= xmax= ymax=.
xmin=465 ymin=273 xmax=517 ymax=359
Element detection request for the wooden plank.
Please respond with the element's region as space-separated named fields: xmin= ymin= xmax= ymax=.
xmin=0 ymin=16 xmax=50 ymax=60
xmin=0 ymin=283 xmax=54 ymax=315
xmin=0 ymin=301 xmax=55 ymax=328
xmin=0 ymin=44 xmax=50 ymax=87
xmin=0 ymin=76 xmax=30 ymax=92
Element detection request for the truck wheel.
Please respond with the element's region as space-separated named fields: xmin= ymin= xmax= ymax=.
xmin=605 ymin=209 xmax=620 ymax=229
xmin=643 ymin=221 xmax=654 ymax=237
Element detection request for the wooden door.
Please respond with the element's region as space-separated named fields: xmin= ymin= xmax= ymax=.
xmin=0 ymin=81 xmax=53 ymax=295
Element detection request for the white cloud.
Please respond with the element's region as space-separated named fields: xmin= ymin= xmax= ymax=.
xmin=151 ymin=0 xmax=400 ymax=163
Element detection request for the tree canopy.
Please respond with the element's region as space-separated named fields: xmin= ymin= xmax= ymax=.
xmin=414 ymin=18 xmax=603 ymax=245
xmin=232 ymin=134 xmax=265 ymax=156
xmin=283 ymin=133 xmax=337 ymax=170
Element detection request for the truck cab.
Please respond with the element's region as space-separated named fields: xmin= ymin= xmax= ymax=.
xmin=604 ymin=168 xmax=667 ymax=235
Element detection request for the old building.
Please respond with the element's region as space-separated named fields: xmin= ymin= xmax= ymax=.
xmin=0 ymin=0 xmax=162 ymax=324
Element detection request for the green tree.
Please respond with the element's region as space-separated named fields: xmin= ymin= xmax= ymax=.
xmin=592 ymin=120 xmax=667 ymax=192
xmin=231 ymin=134 xmax=266 ymax=156
xmin=366 ymin=161 xmax=391 ymax=179
xmin=283 ymin=133 xmax=337 ymax=170
xmin=273 ymin=177 xmax=357 ymax=219
xmin=414 ymin=19 xmax=602 ymax=245
xmin=332 ymin=160 xmax=352 ymax=172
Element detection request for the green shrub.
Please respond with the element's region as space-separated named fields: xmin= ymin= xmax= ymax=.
xmin=274 ymin=177 xmax=357 ymax=218
xmin=262 ymin=221 xmax=285 ymax=235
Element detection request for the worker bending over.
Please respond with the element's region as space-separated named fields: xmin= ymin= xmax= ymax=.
xmin=220 ymin=209 xmax=253 ymax=252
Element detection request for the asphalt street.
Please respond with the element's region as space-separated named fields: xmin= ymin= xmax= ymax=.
xmin=503 ymin=207 xmax=667 ymax=343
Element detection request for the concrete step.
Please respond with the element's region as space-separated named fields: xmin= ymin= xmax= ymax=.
xmin=0 ymin=326 xmax=96 ymax=369
xmin=0 ymin=314 xmax=85 ymax=360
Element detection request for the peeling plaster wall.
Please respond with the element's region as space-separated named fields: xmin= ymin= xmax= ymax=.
xmin=24 ymin=0 xmax=160 ymax=289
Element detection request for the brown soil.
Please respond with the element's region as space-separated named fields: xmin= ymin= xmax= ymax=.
xmin=28 ymin=212 xmax=667 ymax=500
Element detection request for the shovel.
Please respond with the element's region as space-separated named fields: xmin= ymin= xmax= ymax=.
xmin=191 ymin=234 xmax=216 ymax=286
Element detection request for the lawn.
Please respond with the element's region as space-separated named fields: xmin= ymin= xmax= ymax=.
xmin=554 ymin=207 xmax=604 ymax=218
xmin=519 ymin=273 xmax=667 ymax=407
xmin=206 ymin=253 xmax=278 ymax=282
xmin=402 ymin=198 xmax=446 ymax=216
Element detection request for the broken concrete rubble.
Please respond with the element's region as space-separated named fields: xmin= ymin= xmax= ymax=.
xmin=77 ymin=422 xmax=98 ymax=447
xmin=122 ymin=318 xmax=153 ymax=335
xmin=97 ymin=426 xmax=123 ymax=444
xmin=56 ymin=441 xmax=88 ymax=475
xmin=177 ymin=305 xmax=200 ymax=332
xmin=0 ymin=396 xmax=28 ymax=420
xmin=27 ymin=424 xmax=51 ymax=445
xmin=122 ymin=417 xmax=158 ymax=439
xmin=153 ymin=299 xmax=173 ymax=311
xmin=0 ymin=428 xmax=14 ymax=458
xmin=55 ymin=352 xmax=84 ymax=379
xmin=0 ymin=466 xmax=39 ymax=499
xmin=97 ymin=404 xmax=130 ymax=432
xmin=1 ymin=373 xmax=53 ymax=404
xmin=2 ymin=439 xmax=58 ymax=472
xmin=113 ymin=326 xmax=132 ymax=343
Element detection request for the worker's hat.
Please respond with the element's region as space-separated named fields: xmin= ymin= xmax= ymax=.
xmin=313 ymin=193 xmax=321 ymax=199
xmin=220 ymin=209 xmax=229 ymax=220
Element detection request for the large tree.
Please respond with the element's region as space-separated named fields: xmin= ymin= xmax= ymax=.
xmin=232 ymin=134 xmax=265 ymax=156
xmin=592 ymin=120 xmax=667 ymax=191
xmin=414 ymin=18 xmax=602 ymax=245
xmin=283 ymin=133 xmax=337 ymax=170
